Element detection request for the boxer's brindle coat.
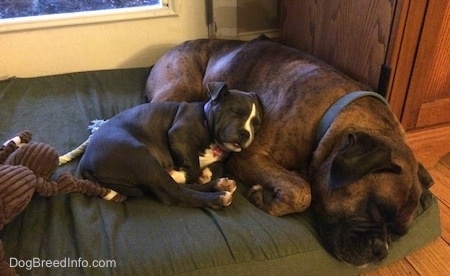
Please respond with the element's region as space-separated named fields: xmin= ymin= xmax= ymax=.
xmin=79 ymin=82 xmax=262 ymax=209
xmin=145 ymin=36 xmax=434 ymax=266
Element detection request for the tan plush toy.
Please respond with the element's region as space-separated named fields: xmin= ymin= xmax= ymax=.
xmin=0 ymin=131 xmax=126 ymax=275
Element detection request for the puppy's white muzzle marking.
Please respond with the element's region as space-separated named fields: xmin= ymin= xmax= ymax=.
xmin=243 ymin=103 xmax=257 ymax=148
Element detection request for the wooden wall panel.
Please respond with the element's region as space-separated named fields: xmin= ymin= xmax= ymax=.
xmin=401 ymin=0 xmax=450 ymax=129
xmin=280 ymin=0 xmax=396 ymax=90
xmin=385 ymin=0 xmax=428 ymax=119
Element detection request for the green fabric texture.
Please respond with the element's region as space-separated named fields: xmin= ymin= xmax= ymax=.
xmin=0 ymin=69 xmax=440 ymax=275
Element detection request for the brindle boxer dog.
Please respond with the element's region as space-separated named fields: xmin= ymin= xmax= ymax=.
xmin=145 ymin=36 xmax=434 ymax=266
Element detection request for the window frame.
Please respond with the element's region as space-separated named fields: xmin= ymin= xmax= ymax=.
xmin=0 ymin=0 xmax=176 ymax=34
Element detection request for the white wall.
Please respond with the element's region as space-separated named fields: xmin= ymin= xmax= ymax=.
xmin=0 ymin=1 xmax=208 ymax=78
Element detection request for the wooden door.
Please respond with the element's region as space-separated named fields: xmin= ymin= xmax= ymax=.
xmin=400 ymin=0 xmax=450 ymax=129
xmin=280 ymin=0 xmax=397 ymax=90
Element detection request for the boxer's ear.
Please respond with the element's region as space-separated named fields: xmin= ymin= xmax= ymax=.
xmin=207 ymin=82 xmax=229 ymax=102
xmin=329 ymin=132 xmax=401 ymax=189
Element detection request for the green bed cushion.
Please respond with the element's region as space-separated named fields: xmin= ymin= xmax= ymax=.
xmin=0 ymin=69 xmax=440 ymax=275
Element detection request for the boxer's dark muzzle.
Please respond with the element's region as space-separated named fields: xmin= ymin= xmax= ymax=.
xmin=318 ymin=220 xmax=389 ymax=266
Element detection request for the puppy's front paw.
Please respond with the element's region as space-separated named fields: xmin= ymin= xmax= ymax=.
xmin=198 ymin=167 xmax=213 ymax=184
xmin=215 ymin=178 xmax=237 ymax=193
xmin=221 ymin=191 xmax=233 ymax=206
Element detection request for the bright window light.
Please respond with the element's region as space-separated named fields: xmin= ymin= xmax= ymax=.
xmin=0 ymin=0 xmax=162 ymax=19
xmin=0 ymin=0 xmax=175 ymax=33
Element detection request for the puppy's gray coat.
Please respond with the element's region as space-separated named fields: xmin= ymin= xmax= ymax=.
xmin=79 ymin=82 xmax=262 ymax=209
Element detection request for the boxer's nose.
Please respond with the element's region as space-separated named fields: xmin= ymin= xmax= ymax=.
xmin=370 ymin=238 xmax=388 ymax=262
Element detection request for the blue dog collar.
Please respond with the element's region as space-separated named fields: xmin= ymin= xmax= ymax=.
xmin=313 ymin=91 xmax=390 ymax=150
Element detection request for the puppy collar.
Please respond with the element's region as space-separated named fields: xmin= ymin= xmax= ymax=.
xmin=212 ymin=144 xmax=224 ymax=157
xmin=313 ymin=91 xmax=390 ymax=150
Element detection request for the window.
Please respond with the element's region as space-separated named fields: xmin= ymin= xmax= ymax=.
xmin=0 ymin=0 xmax=176 ymax=33
xmin=1 ymin=1 xmax=162 ymax=19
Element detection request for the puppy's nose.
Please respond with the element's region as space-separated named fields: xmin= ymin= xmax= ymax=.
xmin=239 ymin=129 xmax=250 ymax=140
xmin=371 ymin=238 xmax=388 ymax=261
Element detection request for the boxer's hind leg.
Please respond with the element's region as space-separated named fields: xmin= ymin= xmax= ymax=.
xmin=228 ymin=153 xmax=312 ymax=216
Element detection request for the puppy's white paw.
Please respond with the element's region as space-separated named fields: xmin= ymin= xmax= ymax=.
xmin=221 ymin=191 xmax=233 ymax=206
xmin=198 ymin=167 xmax=213 ymax=184
xmin=215 ymin=178 xmax=237 ymax=193
xmin=168 ymin=169 xmax=187 ymax=184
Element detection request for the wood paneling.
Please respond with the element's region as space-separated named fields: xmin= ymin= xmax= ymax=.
xmin=401 ymin=0 xmax=450 ymax=129
xmin=280 ymin=0 xmax=396 ymax=90
xmin=386 ymin=0 xmax=428 ymax=118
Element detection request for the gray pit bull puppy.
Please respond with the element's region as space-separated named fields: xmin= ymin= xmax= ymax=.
xmin=145 ymin=36 xmax=434 ymax=266
xmin=79 ymin=82 xmax=262 ymax=209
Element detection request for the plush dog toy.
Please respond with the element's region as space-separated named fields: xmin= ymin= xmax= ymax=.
xmin=0 ymin=131 xmax=126 ymax=275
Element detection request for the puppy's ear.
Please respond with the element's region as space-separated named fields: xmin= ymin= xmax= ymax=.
xmin=207 ymin=82 xmax=229 ymax=101
xmin=329 ymin=132 xmax=401 ymax=189
xmin=418 ymin=163 xmax=434 ymax=188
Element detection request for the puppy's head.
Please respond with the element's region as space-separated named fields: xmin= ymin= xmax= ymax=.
xmin=311 ymin=131 xmax=433 ymax=267
xmin=204 ymin=82 xmax=262 ymax=152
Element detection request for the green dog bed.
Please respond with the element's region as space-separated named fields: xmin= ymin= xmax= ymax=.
xmin=0 ymin=68 xmax=440 ymax=275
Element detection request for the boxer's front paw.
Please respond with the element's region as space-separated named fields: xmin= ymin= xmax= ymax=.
xmin=248 ymin=184 xmax=311 ymax=216
xmin=248 ymin=184 xmax=265 ymax=208
xmin=247 ymin=184 xmax=282 ymax=215
xmin=198 ymin=167 xmax=213 ymax=184
xmin=215 ymin=178 xmax=237 ymax=193
xmin=168 ymin=169 xmax=187 ymax=184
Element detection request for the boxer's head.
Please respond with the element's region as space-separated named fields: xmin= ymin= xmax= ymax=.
xmin=203 ymin=82 xmax=262 ymax=153
xmin=311 ymin=131 xmax=433 ymax=266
